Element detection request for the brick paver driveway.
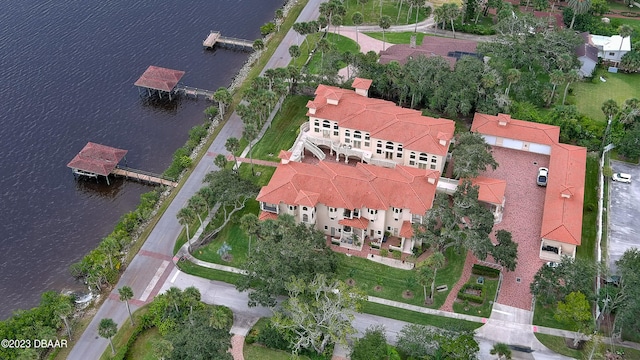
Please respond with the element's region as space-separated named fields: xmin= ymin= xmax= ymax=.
xmin=481 ymin=147 xmax=549 ymax=310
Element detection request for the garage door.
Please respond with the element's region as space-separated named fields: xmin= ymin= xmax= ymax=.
xmin=502 ymin=138 xmax=523 ymax=150
xmin=482 ymin=135 xmax=497 ymax=145
xmin=529 ymin=143 xmax=552 ymax=154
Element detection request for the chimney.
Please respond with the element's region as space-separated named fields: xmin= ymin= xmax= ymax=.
xmin=497 ymin=113 xmax=511 ymax=127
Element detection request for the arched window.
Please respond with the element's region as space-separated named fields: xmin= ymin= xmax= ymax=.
xmin=302 ymin=214 xmax=309 ymax=222
xmin=322 ymin=120 xmax=331 ymax=128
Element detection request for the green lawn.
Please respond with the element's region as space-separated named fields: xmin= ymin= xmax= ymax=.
xmin=126 ymin=327 xmax=162 ymax=360
xmin=176 ymin=260 xmax=244 ymax=285
xmin=244 ymin=345 xmax=310 ymax=360
xmin=572 ymin=69 xmax=640 ymax=122
xmin=362 ymin=302 xmax=481 ymax=331
xmin=305 ymin=33 xmax=360 ymax=74
xmin=193 ymin=200 xmax=258 ymax=267
xmin=336 ymin=247 xmax=466 ymax=309
xmin=576 ymin=155 xmax=599 ymax=261
xmin=99 ymin=306 xmax=150 ymax=360
xmin=534 ymin=333 xmax=583 ymax=359
xmin=532 ymin=300 xmax=575 ymax=331
xmin=364 ymin=31 xmax=430 ymax=45
xmin=340 ymin=0 xmax=430 ymax=26
xmin=452 ymin=275 xmax=499 ymax=318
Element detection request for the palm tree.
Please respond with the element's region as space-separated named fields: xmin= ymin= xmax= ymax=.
xmin=410 ymin=0 xmax=424 ymax=32
xmin=214 ymin=154 xmax=228 ymax=169
xmin=379 ymin=15 xmax=392 ymax=51
xmin=617 ymin=25 xmax=633 ymax=63
xmin=240 ymin=213 xmax=259 ymax=257
xmin=562 ymin=69 xmax=580 ymax=105
xmin=416 ymin=264 xmax=433 ymax=304
xmin=209 ymin=306 xmax=231 ymax=329
xmin=601 ymin=99 xmax=619 ymax=123
xmin=252 ymin=39 xmax=265 ymax=51
xmin=568 ymin=0 xmax=591 ymax=29
xmin=187 ymin=194 xmax=207 ymax=227
xmin=444 ymin=3 xmax=461 ymax=38
xmin=118 ymin=286 xmax=135 ymax=326
xmin=422 ymin=252 xmax=446 ymax=302
xmin=225 ymin=137 xmax=240 ymax=172
xmin=204 ymin=106 xmax=218 ymax=121
xmin=275 ymin=8 xmax=284 ymax=32
xmin=352 ymin=12 xmax=363 ymax=45
xmin=317 ymin=37 xmax=332 ymax=71
xmin=177 ymin=207 xmax=196 ymax=251
xmin=98 ymin=318 xmax=118 ymax=355
xmin=504 ymin=68 xmax=520 ymax=96
xmin=164 ymin=287 xmax=182 ymax=314
xmin=397 ymin=0 xmax=405 ymax=23
xmin=213 ymin=87 xmax=232 ymax=117
xmin=288 ymin=45 xmax=301 ymax=62
xmin=243 ymin=121 xmax=259 ymax=176
xmin=434 ymin=5 xmax=447 ymax=32
xmin=490 ymin=343 xmax=512 ymax=359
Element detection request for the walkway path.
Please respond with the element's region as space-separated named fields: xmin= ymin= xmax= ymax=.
xmin=440 ymin=250 xmax=477 ymax=312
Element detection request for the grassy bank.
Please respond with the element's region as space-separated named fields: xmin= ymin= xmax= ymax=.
xmin=576 ymin=154 xmax=599 ymax=261
xmin=362 ymin=302 xmax=481 ymax=331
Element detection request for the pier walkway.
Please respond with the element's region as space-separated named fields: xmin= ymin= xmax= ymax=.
xmin=174 ymin=85 xmax=215 ymax=100
xmin=203 ymin=31 xmax=254 ymax=49
xmin=112 ymin=167 xmax=178 ymax=187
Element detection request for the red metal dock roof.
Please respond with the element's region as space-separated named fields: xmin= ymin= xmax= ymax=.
xmin=67 ymin=142 xmax=128 ymax=176
xmin=134 ymin=65 xmax=185 ymax=92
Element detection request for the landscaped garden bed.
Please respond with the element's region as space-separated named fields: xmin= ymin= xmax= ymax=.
xmin=453 ymin=274 xmax=499 ymax=318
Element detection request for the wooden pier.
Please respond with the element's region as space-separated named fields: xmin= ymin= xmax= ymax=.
xmin=174 ymin=85 xmax=215 ymax=100
xmin=203 ymin=31 xmax=254 ymax=50
xmin=112 ymin=166 xmax=178 ymax=187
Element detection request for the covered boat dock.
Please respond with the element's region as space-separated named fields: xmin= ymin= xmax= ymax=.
xmin=67 ymin=142 xmax=128 ymax=185
xmin=134 ymin=65 xmax=185 ymax=100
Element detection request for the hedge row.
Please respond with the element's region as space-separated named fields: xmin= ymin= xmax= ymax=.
xmin=457 ymin=283 xmax=485 ymax=304
xmin=113 ymin=313 xmax=154 ymax=360
xmin=471 ymin=264 xmax=500 ymax=278
xmin=163 ymin=122 xmax=211 ymax=180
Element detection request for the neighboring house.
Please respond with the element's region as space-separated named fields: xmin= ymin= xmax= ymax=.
xmin=586 ymin=33 xmax=631 ymax=64
xmin=577 ymin=32 xmax=599 ymax=77
xmin=257 ymin=160 xmax=440 ymax=254
xmin=472 ymin=113 xmax=587 ymax=261
xmin=302 ymin=78 xmax=456 ymax=173
xmin=378 ymin=37 xmax=479 ymax=69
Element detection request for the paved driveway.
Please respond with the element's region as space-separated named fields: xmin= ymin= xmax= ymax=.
xmin=607 ymin=160 xmax=640 ymax=273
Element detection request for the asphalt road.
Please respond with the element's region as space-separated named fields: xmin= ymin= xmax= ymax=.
xmin=607 ymin=160 xmax=640 ymax=273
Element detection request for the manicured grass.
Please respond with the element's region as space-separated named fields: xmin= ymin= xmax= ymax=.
xmin=572 ymin=69 xmax=640 ymax=122
xmin=607 ymin=0 xmax=640 ymax=12
xmin=452 ymin=275 xmax=499 ymax=318
xmin=534 ymin=333 xmax=583 ymax=359
xmin=361 ymin=302 xmax=481 ymax=331
xmin=340 ymin=0 xmax=430 ymax=26
xmin=126 ymin=327 xmax=161 ymax=360
xmin=532 ymin=300 xmax=574 ymax=331
xmin=577 ymin=155 xmax=599 ymax=261
xmin=335 ymin=247 xmax=466 ymax=309
xmin=238 ymin=164 xmax=277 ymax=187
xmin=176 ymin=260 xmax=244 ymax=285
xmin=306 ymin=33 xmax=360 ymax=74
xmin=251 ymin=95 xmax=312 ymax=161
xmin=364 ymin=31 xmax=430 ymax=44
xmin=193 ymin=200 xmax=258 ymax=267
xmin=244 ymin=345 xmax=310 ymax=360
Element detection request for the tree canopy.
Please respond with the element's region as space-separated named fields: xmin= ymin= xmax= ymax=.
xmin=396 ymin=324 xmax=479 ymax=359
xmin=492 ymin=230 xmax=518 ymax=271
xmin=451 ymin=132 xmax=498 ymax=179
xmin=237 ymin=215 xmax=338 ymax=307
xmin=271 ymin=274 xmax=366 ymax=355
xmin=530 ymin=256 xmax=597 ymax=305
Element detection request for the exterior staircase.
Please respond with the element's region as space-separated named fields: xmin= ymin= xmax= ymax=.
xmin=303 ymin=138 xmax=326 ymax=161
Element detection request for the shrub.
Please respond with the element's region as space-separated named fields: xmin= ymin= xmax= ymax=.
xmin=257 ymin=321 xmax=291 ymax=351
xmin=471 ymin=264 xmax=500 ymax=278
xmin=380 ymin=249 xmax=389 ymax=258
xmin=260 ymin=22 xmax=276 ymax=36
xmin=457 ymin=283 xmax=485 ymax=304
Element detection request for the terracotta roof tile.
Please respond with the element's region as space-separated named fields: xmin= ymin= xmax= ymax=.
xmin=400 ymin=220 xmax=414 ymax=238
xmin=471 ymin=176 xmax=507 ymax=205
xmin=352 ymin=77 xmax=373 ymax=90
xmin=134 ymin=65 xmax=185 ymax=92
xmin=67 ymin=142 xmax=128 ymax=176
xmin=257 ymin=161 xmax=438 ymax=215
xmin=259 ymin=211 xmax=279 ymax=221
xmin=310 ymin=84 xmax=455 ymax=155
xmin=338 ymin=217 xmax=370 ymax=229
xmin=471 ymin=113 xmax=560 ymax=145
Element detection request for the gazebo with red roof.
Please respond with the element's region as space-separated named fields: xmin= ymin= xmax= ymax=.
xmin=67 ymin=142 xmax=128 ymax=185
xmin=134 ymin=65 xmax=185 ymax=100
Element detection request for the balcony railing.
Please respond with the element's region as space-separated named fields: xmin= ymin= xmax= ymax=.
xmin=261 ymin=203 xmax=278 ymax=213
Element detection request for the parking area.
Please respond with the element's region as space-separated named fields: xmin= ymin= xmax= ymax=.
xmin=607 ymin=160 xmax=640 ymax=273
xmin=480 ymin=147 xmax=550 ymax=310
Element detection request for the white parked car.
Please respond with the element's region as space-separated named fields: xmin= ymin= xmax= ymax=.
xmin=612 ymin=173 xmax=631 ymax=183
xmin=537 ymin=167 xmax=549 ymax=187
xmin=546 ymin=261 xmax=559 ymax=268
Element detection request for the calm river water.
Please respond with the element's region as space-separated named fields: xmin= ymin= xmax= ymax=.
xmin=0 ymin=0 xmax=283 ymax=319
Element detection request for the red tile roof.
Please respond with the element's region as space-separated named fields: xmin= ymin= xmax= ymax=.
xmin=309 ymin=84 xmax=455 ymax=155
xmin=471 ymin=176 xmax=507 ymax=205
xmin=134 ymin=65 xmax=185 ymax=92
xmin=471 ymin=113 xmax=586 ymax=246
xmin=67 ymin=142 xmax=128 ymax=176
xmin=471 ymin=113 xmax=560 ymax=145
xmin=379 ymin=36 xmax=478 ymax=69
xmin=259 ymin=211 xmax=279 ymax=221
xmin=256 ymin=161 xmax=439 ymax=215
xmin=400 ymin=220 xmax=414 ymax=238
xmin=338 ymin=217 xmax=370 ymax=229
xmin=540 ymin=143 xmax=586 ymax=245
xmin=352 ymin=77 xmax=372 ymax=90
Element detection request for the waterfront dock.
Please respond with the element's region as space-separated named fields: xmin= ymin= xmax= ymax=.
xmin=174 ymin=85 xmax=215 ymax=100
xmin=112 ymin=167 xmax=178 ymax=187
xmin=203 ymin=31 xmax=254 ymax=50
